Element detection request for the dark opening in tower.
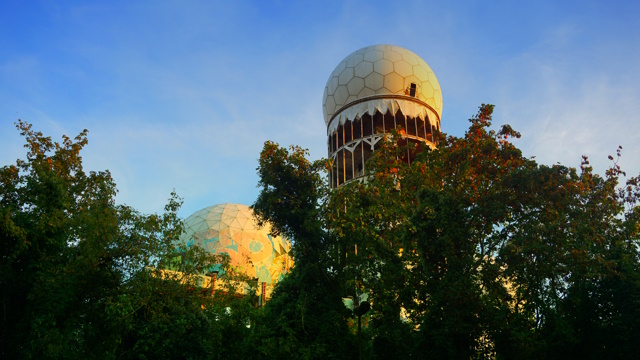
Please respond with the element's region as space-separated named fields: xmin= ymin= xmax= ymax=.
xmin=328 ymin=109 xmax=436 ymax=188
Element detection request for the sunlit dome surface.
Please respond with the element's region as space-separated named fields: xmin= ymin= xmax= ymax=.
xmin=179 ymin=203 xmax=292 ymax=284
xmin=322 ymin=44 xmax=442 ymax=126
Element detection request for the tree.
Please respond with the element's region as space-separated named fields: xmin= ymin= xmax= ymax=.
xmin=0 ymin=121 xmax=256 ymax=359
xmin=253 ymin=105 xmax=640 ymax=359
xmin=251 ymin=143 xmax=354 ymax=359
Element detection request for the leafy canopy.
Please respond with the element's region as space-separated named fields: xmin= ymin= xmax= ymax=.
xmin=0 ymin=121 xmax=256 ymax=359
xmin=253 ymin=105 xmax=640 ymax=359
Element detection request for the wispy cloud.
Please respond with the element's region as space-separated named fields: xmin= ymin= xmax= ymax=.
xmin=490 ymin=18 xmax=640 ymax=178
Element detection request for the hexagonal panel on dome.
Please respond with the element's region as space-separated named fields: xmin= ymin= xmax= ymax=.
xmin=383 ymin=50 xmax=402 ymax=62
xmin=334 ymin=85 xmax=349 ymax=106
xmin=325 ymin=96 xmax=335 ymax=116
xmin=384 ymin=72 xmax=404 ymax=93
xmin=413 ymin=65 xmax=430 ymax=82
xmin=323 ymin=44 xmax=443 ymax=126
xmin=403 ymin=75 xmax=422 ymax=90
xmin=420 ymin=82 xmax=435 ymax=98
xmin=346 ymin=53 xmax=364 ymax=68
xmin=374 ymin=58 xmax=394 ymax=75
xmin=365 ymin=72 xmax=384 ymax=91
xmin=354 ymin=61 xmax=373 ymax=78
xmin=402 ymin=56 xmax=417 ymax=67
xmin=347 ymin=77 xmax=365 ymax=96
xmin=339 ymin=67 xmax=354 ymax=85
xmin=358 ymin=87 xmax=375 ymax=98
xmin=178 ymin=204 xmax=292 ymax=284
xmin=333 ymin=60 xmax=347 ymax=77
xmin=363 ymin=49 xmax=383 ymax=62
xmin=328 ymin=76 xmax=339 ymax=95
xmin=394 ymin=60 xmax=413 ymax=78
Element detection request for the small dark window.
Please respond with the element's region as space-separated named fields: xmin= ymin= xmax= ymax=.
xmin=345 ymin=148 xmax=353 ymax=182
xmin=337 ymin=149 xmax=344 ymax=186
xmin=395 ymin=110 xmax=406 ymax=135
xmin=383 ymin=110 xmax=394 ymax=134
xmin=373 ymin=111 xmax=384 ymax=134
xmin=344 ymin=120 xmax=352 ymax=144
xmin=363 ymin=142 xmax=373 ymax=169
xmin=407 ymin=116 xmax=417 ymax=136
xmin=331 ymin=131 xmax=337 ymax=152
xmin=362 ymin=113 xmax=373 ymax=137
xmin=416 ymin=117 xmax=426 ymax=139
xmin=354 ymin=142 xmax=364 ymax=177
xmin=352 ymin=117 xmax=362 ymax=140
xmin=409 ymin=83 xmax=417 ymax=97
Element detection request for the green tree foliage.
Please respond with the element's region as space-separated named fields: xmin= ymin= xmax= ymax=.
xmin=251 ymin=143 xmax=354 ymax=359
xmin=5 ymin=102 xmax=639 ymax=359
xmin=255 ymin=105 xmax=640 ymax=359
xmin=0 ymin=121 xmax=256 ymax=359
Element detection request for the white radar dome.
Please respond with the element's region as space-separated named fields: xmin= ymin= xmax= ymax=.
xmin=322 ymin=44 xmax=442 ymax=126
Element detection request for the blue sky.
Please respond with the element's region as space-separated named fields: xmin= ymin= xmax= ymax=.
xmin=2 ymin=0 xmax=639 ymax=218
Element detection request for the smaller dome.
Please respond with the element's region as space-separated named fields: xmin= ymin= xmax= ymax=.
xmin=179 ymin=203 xmax=292 ymax=284
xmin=322 ymin=44 xmax=442 ymax=126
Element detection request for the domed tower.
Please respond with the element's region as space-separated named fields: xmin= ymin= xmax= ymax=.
xmin=323 ymin=44 xmax=442 ymax=188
